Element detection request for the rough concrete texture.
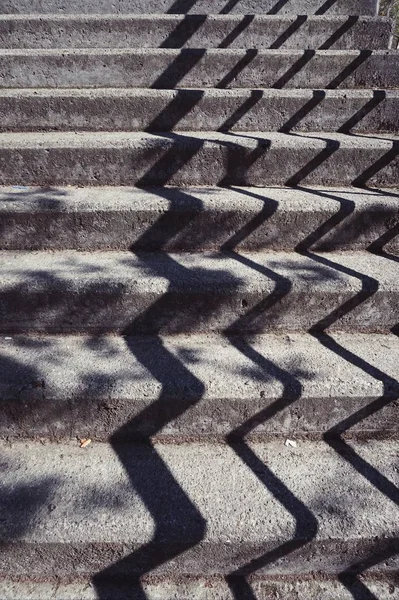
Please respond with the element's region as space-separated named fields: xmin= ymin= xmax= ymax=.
xmin=0 ymin=439 xmax=398 ymax=578
xmin=0 ymin=186 xmax=398 ymax=252
xmin=1 ymin=578 xmax=398 ymax=599
xmin=0 ymin=331 xmax=398 ymax=440
xmin=0 ymin=0 xmax=381 ymax=15
xmin=0 ymin=249 xmax=397 ymax=334
xmin=1 ymin=88 xmax=398 ymax=133
xmin=0 ymin=131 xmax=398 ymax=187
xmin=0 ymin=15 xmax=392 ymax=50
xmin=1 ymin=49 xmax=398 ymax=90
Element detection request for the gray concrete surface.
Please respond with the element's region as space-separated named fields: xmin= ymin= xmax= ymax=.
xmin=0 ymin=131 xmax=397 ymax=187
xmin=0 ymin=249 xmax=397 ymax=334
xmin=0 ymin=331 xmax=397 ymax=440
xmin=0 ymin=15 xmax=392 ymax=50
xmin=1 ymin=88 xmax=398 ymax=133
xmin=1 ymin=577 xmax=398 ymax=599
xmin=1 ymin=49 xmax=398 ymax=89
xmin=0 ymin=439 xmax=398 ymax=578
xmin=0 ymin=0 xmax=381 ymax=16
xmin=0 ymin=186 xmax=398 ymax=252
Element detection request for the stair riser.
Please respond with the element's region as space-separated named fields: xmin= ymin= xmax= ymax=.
xmin=3 ymin=390 xmax=397 ymax=441
xmin=0 ymin=0 xmax=381 ymax=16
xmin=1 ymin=203 xmax=398 ymax=252
xmin=2 ymin=538 xmax=398 ymax=580
xmin=0 ymin=137 xmax=397 ymax=187
xmin=1 ymin=579 xmax=398 ymax=600
xmin=0 ymin=16 xmax=391 ymax=50
xmin=2 ymin=90 xmax=398 ymax=133
xmin=1 ymin=333 xmax=398 ymax=441
xmin=0 ymin=281 xmax=396 ymax=335
xmin=1 ymin=50 xmax=398 ymax=89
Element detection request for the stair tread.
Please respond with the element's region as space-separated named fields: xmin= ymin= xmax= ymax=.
xmin=1 ymin=184 xmax=398 ymax=211
xmin=0 ymin=437 xmax=398 ymax=577
xmin=0 ymin=0 xmax=381 ymax=16
xmin=1 ymin=330 xmax=398 ymax=440
xmin=0 ymin=130 xmax=397 ymax=146
xmin=1 ymin=248 xmax=398 ymax=288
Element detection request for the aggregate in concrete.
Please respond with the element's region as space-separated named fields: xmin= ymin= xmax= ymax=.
xmin=0 ymin=249 xmax=397 ymax=334
xmin=0 ymin=331 xmax=398 ymax=440
xmin=1 ymin=578 xmax=398 ymax=599
xmin=1 ymin=49 xmax=398 ymax=90
xmin=0 ymin=15 xmax=392 ymax=50
xmin=0 ymin=185 xmax=398 ymax=252
xmin=1 ymin=88 xmax=398 ymax=133
xmin=0 ymin=0 xmax=381 ymax=16
xmin=0 ymin=131 xmax=397 ymax=187
xmin=0 ymin=439 xmax=398 ymax=578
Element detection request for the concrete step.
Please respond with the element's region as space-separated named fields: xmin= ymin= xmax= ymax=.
xmin=1 ymin=49 xmax=398 ymax=89
xmin=0 ymin=131 xmax=397 ymax=187
xmin=0 ymin=438 xmax=398 ymax=581
xmin=0 ymin=15 xmax=392 ymax=50
xmin=1 ymin=331 xmax=398 ymax=440
xmin=0 ymin=249 xmax=397 ymax=334
xmin=2 ymin=578 xmax=399 ymax=600
xmin=1 ymin=186 xmax=398 ymax=252
xmin=2 ymin=88 xmax=399 ymax=133
xmin=0 ymin=0 xmax=381 ymax=16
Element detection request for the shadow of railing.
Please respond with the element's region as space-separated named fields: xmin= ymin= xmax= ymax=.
xmin=295 ymin=186 xmax=399 ymax=598
xmin=1 ymin=8 xmax=398 ymax=596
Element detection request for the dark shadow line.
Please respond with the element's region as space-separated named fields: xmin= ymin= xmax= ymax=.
xmin=352 ymin=140 xmax=399 ymax=187
xmin=315 ymin=0 xmax=341 ymax=15
xmin=166 ymin=0 xmax=198 ymax=14
xmin=318 ymin=15 xmax=359 ymax=49
xmin=218 ymin=89 xmax=264 ymax=131
xmin=159 ymin=14 xmax=208 ymax=48
xmin=151 ymin=49 xmax=206 ymax=89
xmin=285 ymin=137 xmax=340 ymax=186
xmin=272 ymin=49 xmax=316 ymax=89
xmin=220 ymin=186 xmax=278 ymax=249
xmin=326 ymin=49 xmax=372 ymax=89
xmin=269 ymin=15 xmax=308 ymax=49
xmin=219 ymin=0 xmax=241 ymax=14
xmin=338 ymin=90 xmax=387 ymax=133
xmin=146 ymin=90 xmax=205 ymax=131
xmin=216 ymin=49 xmax=258 ymax=88
xmin=279 ymin=89 xmax=326 ymax=132
xmin=267 ymin=0 xmax=291 ymax=15
xmin=218 ymin=15 xmax=255 ymax=47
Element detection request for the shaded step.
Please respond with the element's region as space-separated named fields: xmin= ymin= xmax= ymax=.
xmin=1 ymin=331 xmax=398 ymax=440
xmin=1 ymin=186 xmax=398 ymax=252
xmin=0 ymin=15 xmax=392 ymax=50
xmin=0 ymin=249 xmax=397 ymax=334
xmin=1 ymin=577 xmax=398 ymax=600
xmin=0 ymin=438 xmax=398 ymax=581
xmin=0 ymin=0 xmax=381 ymax=16
xmin=0 ymin=131 xmax=397 ymax=187
xmin=1 ymin=49 xmax=398 ymax=89
xmin=2 ymin=88 xmax=399 ymax=133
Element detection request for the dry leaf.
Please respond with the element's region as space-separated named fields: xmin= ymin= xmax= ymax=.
xmin=79 ymin=438 xmax=92 ymax=448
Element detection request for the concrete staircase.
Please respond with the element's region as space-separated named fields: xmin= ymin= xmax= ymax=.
xmin=0 ymin=0 xmax=398 ymax=598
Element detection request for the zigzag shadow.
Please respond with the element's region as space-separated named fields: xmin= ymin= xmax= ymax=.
xmin=218 ymin=188 xmax=318 ymax=598
xmin=296 ymin=187 xmax=399 ymax=599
